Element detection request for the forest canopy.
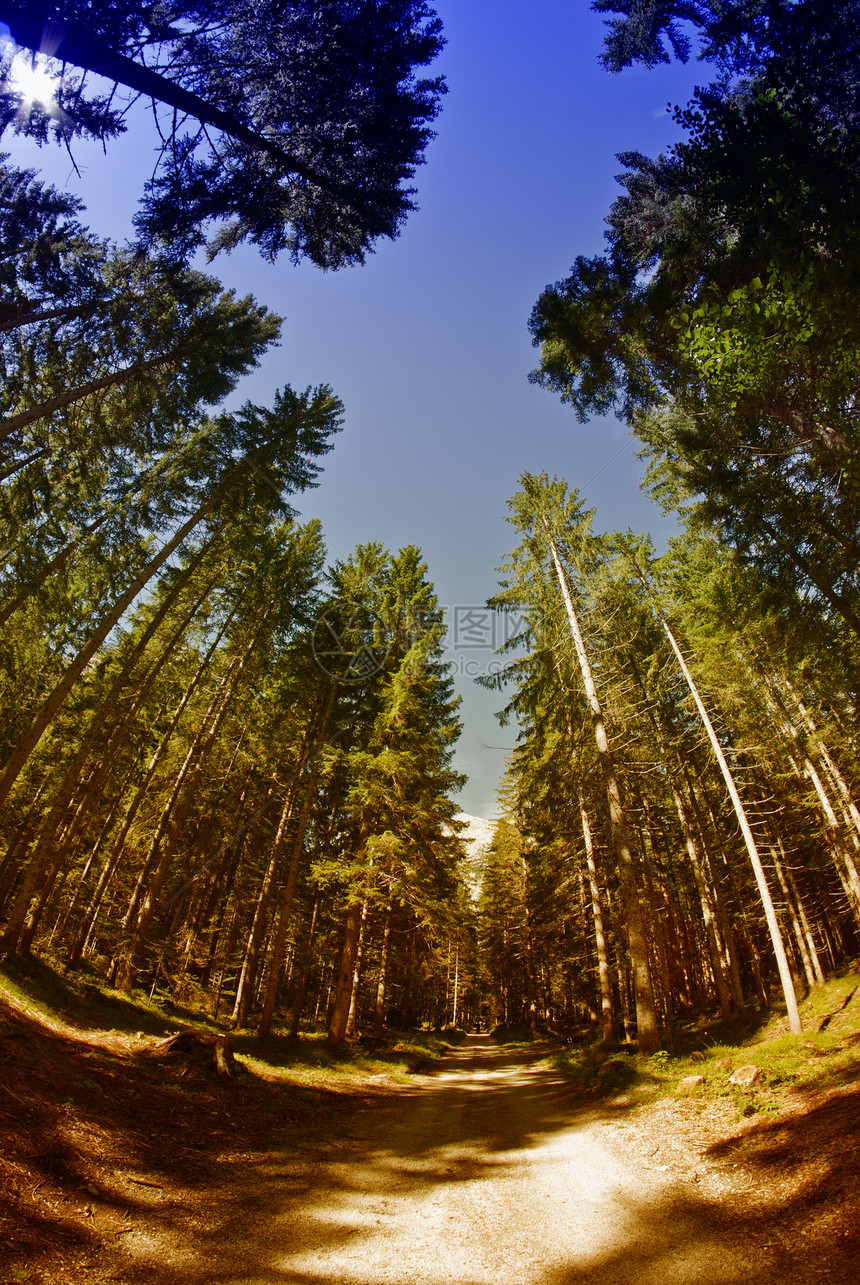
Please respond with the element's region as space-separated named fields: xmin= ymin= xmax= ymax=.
xmin=531 ymin=0 xmax=860 ymax=629
xmin=0 ymin=7 xmax=471 ymax=1047
xmin=0 ymin=0 xmax=447 ymax=266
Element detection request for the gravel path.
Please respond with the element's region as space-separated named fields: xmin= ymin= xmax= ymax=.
xmin=126 ymin=1036 xmax=772 ymax=1284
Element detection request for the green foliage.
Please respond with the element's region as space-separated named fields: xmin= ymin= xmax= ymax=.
xmin=1 ymin=1 xmax=447 ymax=268
xmin=317 ymin=543 xmax=466 ymax=929
xmin=0 ymin=25 xmax=463 ymax=1041
xmin=478 ymin=465 xmax=860 ymax=1056
xmin=531 ymin=2 xmax=860 ymax=622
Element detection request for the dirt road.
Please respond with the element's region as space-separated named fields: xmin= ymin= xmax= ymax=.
xmin=124 ymin=1036 xmax=773 ymax=1284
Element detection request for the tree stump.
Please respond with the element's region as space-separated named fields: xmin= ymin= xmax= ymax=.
xmin=150 ymin=1029 xmax=236 ymax=1077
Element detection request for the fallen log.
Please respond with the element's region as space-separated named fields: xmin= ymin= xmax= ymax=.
xmin=149 ymin=1029 xmax=236 ymax=1078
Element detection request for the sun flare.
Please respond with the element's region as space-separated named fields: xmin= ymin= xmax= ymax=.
xmin=8 ymin=56 xmax=58 ymax=108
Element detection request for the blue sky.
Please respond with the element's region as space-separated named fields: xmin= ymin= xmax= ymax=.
xmin=11 ymin=1 xmax=706 ymax=817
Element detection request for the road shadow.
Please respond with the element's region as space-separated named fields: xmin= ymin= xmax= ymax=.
xmin=3 ymin=1015 xmax=859 ymax=1285
xmin=84 ymin=1037 xmax=860 ymax=1283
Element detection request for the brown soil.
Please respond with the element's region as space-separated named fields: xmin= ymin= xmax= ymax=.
xmin=1 ymin=982 xmax=859 ymax=1284
xmin=606 ymin=1086 xmax=860 ymax=1284
xmin=0 ymin=980 xmax=384 ymax=1283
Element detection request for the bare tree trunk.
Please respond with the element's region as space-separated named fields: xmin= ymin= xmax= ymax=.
xmin=289 ymin=890 xmax=321 ymax=1039
xmin=0 ymin=817 xmax=42 ymax=915
xmin=525 ymin=927 xmax=538 ymax=1036
xmin=669 ymin=779 xmax=732 ymax=1019
xmin=345 ymin=898 xmax=369 ymax=1037
xmin=73 ymin=610 xmax=235 ymax=970
xmin=770 ymin=680 xmax=860 ymax=924
xmin=771 ymin=837 xmax=825 ymax=987
xmin=199 ymin=800 xmax=251 ymax=990
xmin=658 ymin=616 xmax=801 ymax=1034
xmin=793 ymin=693 xmax=860 ymax=838
xmin=547 ymin=532 xmax=660 ymax=1052
xmin=256 ymin=743 xmax=327 ymax=1041
xmin=783 ymin=857 xmax=826 ymax=985
xmin=18 ymin=788 xmax=94 ymax=954
xmin=0 ymin=546 xmax=223 ymax=959
xmin=578 ymin=790 xmax=616 ymax=1042
xmin=116 ymin=627 xmax=256 ymax=990
xmin=682 ymin=765 xmax=746 ymax=1013
xmin=327 ymin=900 xmax=364 ymax=1048
xmin=231 ymin=789 xmax=292 ymax=1029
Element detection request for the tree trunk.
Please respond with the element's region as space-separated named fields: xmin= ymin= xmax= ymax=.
xmin=256 ymin=733 xmax=330 ymax=1041
xmin=70 ymin=608 xmax=235 ymax=970
xmin=0 ymin=350 xmax=188 ymax=442
xmin=115 ymin=627 xmax=257 ymax=990
xmin=1 ymin=444 xmax=223 ymax=634
xmin=0 ymin=490 xmax=219 ymax=822
xmin=546 ymin=531 xmax=661 ymax=1053
xmin=289 ymin=890 xmax=321 ymax=1039
xmin=659 ymin=614 xmax=802 ymax=1035
xmin=771 ymin=837 xmax=825 ymax=987
xmin=0 ymin=4 xmax=338 ymax=195
xmin=8 ymin=562 xmax=221 ymax=962
xmin=371 ymin=902 xmax=393 ymax=1038
xmin=345 ymin=898 xmax=369 ymax=1038
xmin=769 ymin=679 xmax=860 ymax=924
xmin=681 ymin=763 xmax=746 ymax=1013
xmin=783 ymin=858 xmax=826 ymax=985
xmin=327 ymin=900 xmax=364 ymax=1049
xmin=669 ymin=779 xmax=732 ymax=1019
xmin=0 ymin=526 xmax=224 ymax=961
xmin=0 ymin=446 xmax=47 ymax=484
xmin=0 ymin=510 xmax=110 ymax=631
xmin=577 ymin=790 xmax=616 ymax=1042
xmin=231 ymin=789 xmax=292 ymax=1029
xmin=286 ymin=889 xmax=320 ymax=1038
xmin=199 ymin=801 xmax=250 ymax=990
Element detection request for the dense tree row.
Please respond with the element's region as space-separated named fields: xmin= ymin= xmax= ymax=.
xmin=0 ymin=482 xmax=470 ymax=1042
xmin=0 ymin=0 xmax=473 ymax=1043
xmin=470 ymin=0 xmax=860 ymax=1050
xmin=477 ymin=473 xmax=860 ymax=1048
xmin=530 ymin=0 xmax=860 ymax=632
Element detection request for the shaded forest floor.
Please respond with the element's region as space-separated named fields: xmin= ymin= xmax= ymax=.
xmin=1 ymin=962 xmax=859 ymax=1283
xmin=549 ymin=969 xmax=860 ymax=1283
xmin=0 ymin=959 xmax=455 ymax=1283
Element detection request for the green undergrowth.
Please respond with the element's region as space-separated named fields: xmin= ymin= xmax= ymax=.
xmin=0 ymin=955 xmax=217 ymax=1037
xmin=237 ymin=1028 xmax=461 ymax=1087
xmin=552 ymin=966 xmax=860 ymax=1118
xmin=0 ymin=956 xmax=466 ymax=1088
xmin=490 ymin=1021 xmax=557 ymax=1047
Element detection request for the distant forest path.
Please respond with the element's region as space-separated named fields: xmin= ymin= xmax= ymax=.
xmin=135 ymin=1035 xmax=771 ymax=1284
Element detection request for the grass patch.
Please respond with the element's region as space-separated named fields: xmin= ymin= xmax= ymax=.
xmin=234 ymin=1026 xmax=458 ymax=1087
xmin=0 ymin=957 xmax=461 ymax=1090
xmin=0 ymin=955 xmax=218 ymax=1039
xmin=550 ymin=966 xmax=860 ymax=1114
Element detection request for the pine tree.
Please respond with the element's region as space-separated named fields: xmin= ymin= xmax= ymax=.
xmin=485 ymin=472 xmax=662 ymax=1053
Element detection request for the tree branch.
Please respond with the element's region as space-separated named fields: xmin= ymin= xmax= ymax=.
xmin=0 ymin=3 xmax=337 ymax=194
